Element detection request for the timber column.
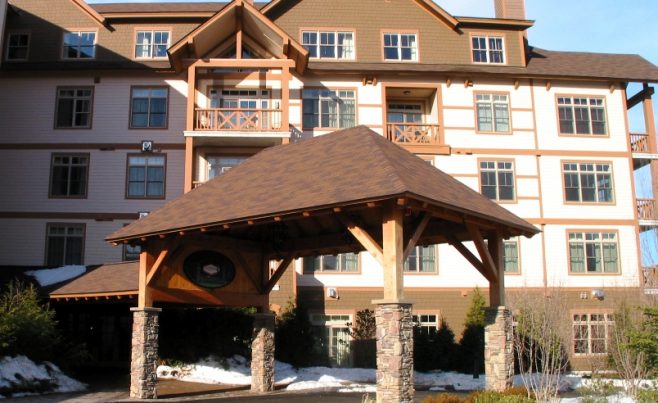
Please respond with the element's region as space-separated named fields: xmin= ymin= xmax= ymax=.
xmin=251 ymin=313 xmax=275 ymax=392
xmin=130 ymin=307 xmax=161 ymax=399
xmin=484 ymin=306 xmax=514 ymax=391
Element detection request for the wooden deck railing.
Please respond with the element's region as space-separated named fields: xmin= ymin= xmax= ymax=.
xmin=386 ymin=123 xmax=442 ymax=145
xmin=637 ymin=198 xmax=657 ymax=220
xmin=195 ymin=108 xmax=283 ymax=131
xmin=630 ymin=133 xmax=650 ymax=153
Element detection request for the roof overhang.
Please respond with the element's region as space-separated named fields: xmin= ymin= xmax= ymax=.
xmin=456 ymin=17 xmax=534 ymax=30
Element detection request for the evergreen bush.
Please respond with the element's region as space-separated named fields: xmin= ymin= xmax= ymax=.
xmin=458 ymin=288 xmax=486 ymax=375
xmin=274 ymin=299 xmax=325 ymax=367
xmin=414 ymin=317 xmax=458 ymax=371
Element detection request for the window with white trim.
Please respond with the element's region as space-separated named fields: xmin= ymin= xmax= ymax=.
xmin=476 ymin=93 xmax=510 ymax=132
xmin=568 ymin=232 xmax=618 ymax=274
xmin=557 ymin=96 xmax=606 ymax=135
xmin=479 ymin=161 xmax=515 ymax=201
xmin=503 ymin=238 xmax=519 ymax=273
xmin=302 ymin=89 xmax=355 ymax=129
xmin=130 ymin=87 xmax=168 ymax=128
xmin=472 ymin=35 xmax=504 ymax=64
xmin=563 ymin=162 xmax=613 ymax=203
xmin=573 ymin=313 xmax=614 ymax=355
xmin=412 ymin=314 xmax=438 ymax=335
xmin=310 ymin=313 xmax=352 ymax=367
xmin=135 ymin=30 xmax=170 ymax=59
xmin=50 ymin=154 xmax=89 ymax=198
xmin=302 ymin=30 xmax=354 ymax=60
xmin=6 ymin=33 xmax=29 ymax=60
xmin=304 ymin=253 xmax=359 ymax=273
xmin=46 ymin=223 xmax=84 ymax=267
xmin=126 ymin=154 xmax=166 ymax=198
xmin=62 ymin=31 xmax=96 ymax=59
xmin=404 ymin=245 xmax=436 ymax=273
xmin=55 ymin=87 xmax=93 ymax=129
xmin=383 ymin=33 xmax=417 ymax=61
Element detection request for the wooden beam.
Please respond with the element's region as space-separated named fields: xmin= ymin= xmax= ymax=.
xmin=403 ymin=213 xmax=430 ymax=261
xmin=337 ymin=215 xmax=383 ymax=266
xmin=233 ymin=251 xmax=263 ymax=293
xmin=264 ymin=254 xmax=294 ymax=294
xmin=466 ymin=222 xmax=498 ymax=283
xmin=145 ymin=249 xmax=168 ymax=286
xmin=195 ymin=58 xmax=296 ymax=69
xmin=382 ymin=205 xmax=404 ymax=300
xmin=138 ymin=250 xmax=153 ymax=308
xmin=488 ymin=232 xmax=505 ymax=307
xmin=627 ymin=85 xmax=655 ymax=109
xmin=447 ymin=237 xmax=492 ymax=282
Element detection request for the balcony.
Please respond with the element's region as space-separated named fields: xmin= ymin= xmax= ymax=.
xmin=638 ymin=198 xmax=658 ymax=231
xmin=630 ymin=132 xmax=658 ymax=169
xmin=386 ymin=123 xmax=449 ymax=154
xmin=187 ymin=108 xmax=290 ymax=141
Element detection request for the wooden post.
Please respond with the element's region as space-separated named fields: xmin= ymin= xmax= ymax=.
xmin=382 ymin=204 xmax=404 ymax=301
xmin=487 ymin=232 xmax=505 ymax=307
xmin=184 ymin=64 xmax=196 ymax=193
xmin=138 ymin=249 xmax=153 ymax=308
xmin=643 ymin=87 xmax=658 ymax=200
xmin=280 ymin=65 xmax=290 ymax=132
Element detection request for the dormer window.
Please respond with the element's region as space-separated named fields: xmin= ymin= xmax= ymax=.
xmin=472 ymin=35 xmax=505 ymax=64
xmin=62 ymin=31 xmax=96 ymax=59
xmin=383 ymin=33 xmax=418 ymax=62
xmin=135 ymin=30 xmax=170 ymax=59
xmin=5 ymin=33 xmax=29 ymax=61
xmin=302 ymin=30 xmax=354 ymax=60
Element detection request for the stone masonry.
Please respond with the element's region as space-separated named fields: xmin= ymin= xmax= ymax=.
xmin=130 ymin=307 xmax=161 ymax=399
xmin=484 ymin=306 xmax=514 ymax=391
xmin=251 ymin=313 xmax=275 ymax=393
xmin=375 ymin=303 xmax=414 ymax=403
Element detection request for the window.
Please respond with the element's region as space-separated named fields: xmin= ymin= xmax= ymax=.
xmin=568 ymin=232 xmax=619 ymax=274
xmin=55 ymin=87 xmax=93 ymax=128
xmin=123 ymin=244 xmax=141 ymax=261
xmin=304 ymin=253 xmax=359 ymax=273
xmin=62 ymin=31 xmax=96 ymax=59
xmin=130 ymin=87 xmax=168 ymax=128
xmin=302 ymin=89 xmax=355 ymax=129
xmin=206 ymin=156 xmax=247 ymax=181
xmin=46 ymin=224 xmax=84 ymax=267
xmin=412 ymin=314 xmax=438 ymax=335
xmin=135 ymin=30 xmax=170 ymax=59
xmin=126 ymin=155 xmax=166 ymax=198
xmin=50 ymin=154 xmax=89 ymax=198
xmin=563 ymin=162 xmax=613 ymax=203
xmin=383 ymin=33 xmax=417 ymax=61
xmin=302 ymin=30 xmax=354 ymax=60
xmin=472 ymin=35 xmax=504 ymax=64
xmin=310 ymin=313 xmax=352 ymax=367
xmin=476 ymin=93 xmax=510 ymax=132
xmin=6 ymin=33 xmax=29 ymax=60
xmin=480 ymin=161 xmax=515 ymax=201
xmin=503 ymin=238 xmax=519 ymax=273
xmin=557 ymin=96 xmax=607 ymax=135
xmin=573 ymin=313 xmax=614 ymax=355
xmin=404 ymin=245 xmax=436 ymax=273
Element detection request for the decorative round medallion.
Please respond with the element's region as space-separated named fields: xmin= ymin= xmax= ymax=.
xmin=183 ymin=251 xmax=236 ymax=289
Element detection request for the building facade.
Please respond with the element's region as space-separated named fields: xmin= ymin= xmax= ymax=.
xmin=1 ymin=0 xmax=658 ymax=369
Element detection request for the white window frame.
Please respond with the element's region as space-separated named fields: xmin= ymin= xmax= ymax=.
xmin=134 ymin=30 xmax=170 ymax=59
xmin=568 ymin=231 xmax=619 ymax=274
xmin=303 ymin=253 xmax=359 ymax=273
xmin=310 ymin=313 xmax=353 ymax=367
xmin=563 ymin=162 xmax=614 ymax=203
xmin=404 ymin=245 xmax=437 ymax=273
xmin=383 ymin=33 xmax=418 ymax=62
xmin=557 ymin=96 xmax=607 ymax=135
xmin=62 ymin=31 xmax=96 ymax=59
xmin=476 ymin=93 xmax=510 ymax=132
xmin=472 ymin=35 xmax=505 ymax=64
xmin=412 ymin=313 xmax=439 ymax=335
xmin=301 ymin=30 xmax=355 ymax=60
xmin=573 ymin=313 xmax=614 ymax=355
xmin=302 ymin=89 xmax=356 ymax=129
xmin=5 ymin=32 xmax=30 ymax=61
xmin=479 ymin=160 xmax=515 ymax=201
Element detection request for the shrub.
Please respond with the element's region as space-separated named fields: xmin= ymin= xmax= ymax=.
xmin=421 ymin=393 xmax=464 ymax=403
xmin=348 ymin=309 xmax=376 ymax=368
xmin=0 ymin=281 xmax=61 ymax=362
xmin=415 ymin=317 xmax=458 ymax=372
xmin=629 ymin=306 xmax=658 ymax=375
xmin=458 ymin=288 xmax=486 ymax=375
xmin=465 ymin=390 xmax=535 ymax=403
xmin=637 ymin=387 xmax=658 ymax=403
xmin=275 ymin=299 xmax=325 ymax=367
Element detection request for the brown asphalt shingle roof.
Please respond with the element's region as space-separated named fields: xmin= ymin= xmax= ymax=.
xmin=107 ymin=126 xmax=538 ymax=243
xmin=50 ymin=261 xmax=138 ymax=296
xmin=90 ymin=2 xmax=266 ymax=14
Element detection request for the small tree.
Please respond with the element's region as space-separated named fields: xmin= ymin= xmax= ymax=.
xmin=347 ymin=309 xmax=376 ymax=368
xmin=458 ymin=288 xmax=486 ymax=375
xmin=629 ymin=305 xmax=658 ymax=375
xmin=274 ymin=299 xmax=324 ymax=367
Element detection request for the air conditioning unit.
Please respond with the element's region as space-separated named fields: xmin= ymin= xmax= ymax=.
xmin=326 ymin=287 xmax=338 ymax=299
xmin=591 ymin=289 xmax=605 ymax=300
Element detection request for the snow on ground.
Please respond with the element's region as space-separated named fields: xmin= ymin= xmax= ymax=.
xmin=26 ymin=265 xmax=86 ymax=286
xmin=0 ymin=356 xmax=86 ymax=398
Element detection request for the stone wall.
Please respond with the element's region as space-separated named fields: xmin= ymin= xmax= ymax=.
xmin=130 ymin=307 xmax=161 ymax=399
xmin=251 ymin=313 xmax=275 ymax=393
xmin=484 ymin=306 xmax=513 ymax=391
xmin=375 ymin=303 xmax=414 ymax=403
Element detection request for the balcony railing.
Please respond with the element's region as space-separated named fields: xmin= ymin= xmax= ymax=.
xmin=638 ymin=198 xmax=657 ymax=221
xmin=195 ymin=108 xmax=283 ymax=131
xmin=386 ymin=123 xmax=442 ymax=146
xmin=644 ymin=267 xmax=658 ymax=289
xmin=630 ymin=133 xmax=650 ymax=153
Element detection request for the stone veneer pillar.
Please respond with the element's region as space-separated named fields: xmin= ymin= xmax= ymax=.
xmin=375 ymin=303 xmax=414 ymax=403
xmin=251 ymin=313 xmax=275 ymax=393
xmin=130 ymin=307 xmax=161 ymax=399
xmin=484 ymin=306 xmax=514 ymax=391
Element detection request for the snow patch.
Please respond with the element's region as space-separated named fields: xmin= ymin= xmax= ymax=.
xmin=26 ymin=265 xmax=86 ymax=286
xmin=0 ymin=356 xmax=86 ymax=398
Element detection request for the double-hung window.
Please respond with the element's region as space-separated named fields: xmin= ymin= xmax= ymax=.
xmin=130 ymin=87 xmax=168 ymax=128
xmin=383 ymin=33 xmax=417 ymax=61
xmin=503 ymin=238 xmax=519 ymax=273
xmin=302 ymin=30 xmax=354 ymax=60
xmin=563 ymin=162 xmax=613 ymax=203
xmin=55 ymin=87 xmax=93 ymax=128
xmin=568 ymin=231 xmax=619 ymax=274
xmin=558 ymin=96 xmax=607 ymax=135
xmin=479 ymin=161 xmax=515 ymax=201
xmin=50 ymin=154 xmax=89 ymax=198
xmin=412 ymin=314 xmax=439 ymax=335
xmin=302 ymin=89 xmax=356 ymax=129
xmin=135 ymin=30 xmax=170 ymax=59
xmin=476 ymin=93 xmax=510 ymax=132
xmin=62 ymin=31 xmax=96 ymax=59
xmin=472 ymin=35 xmax=504 ymax=64
xmin=304 ymin=253 xmax=359 ymax=273
xmin=573 ymin=313 xmax=614 ymax=355
xmin=6 ymin=33 xmax=29 ymax=60
xmin=46 ymin=223 xmax=85 ymax=267
xmin=126 ymin=154 xmax=166 ymax=198
xmin=404 ymin=245 xmax=436 ymax=273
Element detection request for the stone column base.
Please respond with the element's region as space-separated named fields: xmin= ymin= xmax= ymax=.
xmin=375 ymin=303 xmax=414 ymax=403
xmin=484 ymin=306 xmax=513 ymax=391
xmin=251 ymin=313 xmax=275 ymax=393
xmin=130 ymin=307 xmax=162 ymax=399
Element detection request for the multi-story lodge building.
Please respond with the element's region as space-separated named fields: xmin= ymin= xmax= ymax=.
xmin=1 ymin=0 xmax=658 ymax=370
